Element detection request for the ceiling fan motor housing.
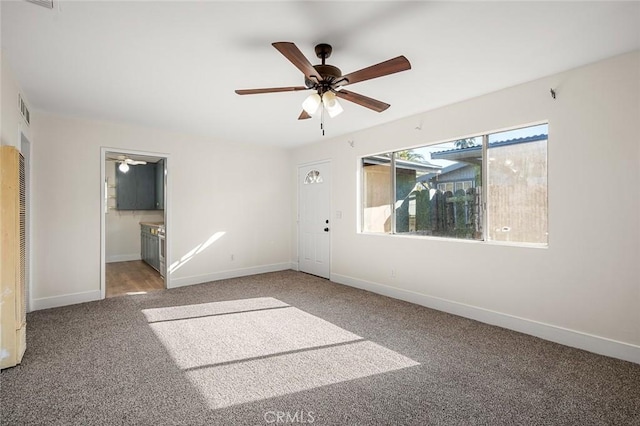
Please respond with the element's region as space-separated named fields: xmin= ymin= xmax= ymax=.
xmin=305 ymin=64 xmax=342 ymax=90
xmin=303 ymin=43 xmax=343 ymax=90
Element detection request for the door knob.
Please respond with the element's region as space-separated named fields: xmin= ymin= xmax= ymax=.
xmin=324 ymin=227 xmax=329 ymax=232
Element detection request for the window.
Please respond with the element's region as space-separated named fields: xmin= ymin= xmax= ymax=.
xmin=304 ymin=170 xmax=323 ymax=184
xmin=486 ymin=127 xmax=548 ymax=244
xmin=362 ymin=155 xmax=392 ymax=233
xmin=361 ymin=123 xmax=548 ymax=245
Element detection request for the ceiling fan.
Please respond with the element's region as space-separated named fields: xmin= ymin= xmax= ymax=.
xmin=106 ymin=155 xmax=147 ymax=173
xmin=235 ymin=42 xmax=411 ymax=133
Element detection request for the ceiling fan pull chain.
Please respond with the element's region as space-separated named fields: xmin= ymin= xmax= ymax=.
xmin=321 ymin=101 xmax=325 ymax=136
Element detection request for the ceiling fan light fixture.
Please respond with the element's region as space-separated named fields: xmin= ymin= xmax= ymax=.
xmin=323 ymin=91 xmax=343 ymax=118
xmin=302 ymin=93 xmax=321 ymax=115
xmin=119 ymin=162 xmax=130 ymax=173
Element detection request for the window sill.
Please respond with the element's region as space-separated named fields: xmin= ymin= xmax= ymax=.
xmin=358 ymin=231 xmax=548 ymax=249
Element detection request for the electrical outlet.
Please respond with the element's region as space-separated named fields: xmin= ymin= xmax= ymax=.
xmin=391 ymin=269 xmax=396 ymax=278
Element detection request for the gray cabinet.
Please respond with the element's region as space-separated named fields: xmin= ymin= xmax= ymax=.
xmin=135 ymin=164 xmax=156 ymax=210
xmin=141 ymin=224 xmax=160 ymax=271
xmin=115 ymin=164 xmax=138 ymax=210
xmin=116 ymin=163 xmax=163 ymax=211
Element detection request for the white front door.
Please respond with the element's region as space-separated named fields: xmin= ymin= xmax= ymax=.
xmin=298 ymin=161 xmax=331 ymax=279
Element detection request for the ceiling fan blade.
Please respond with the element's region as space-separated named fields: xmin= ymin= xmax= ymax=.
xmin=126 ymin=159 xmax=147 ymax=165
xmin=235 ymin=86 xmax=308 ymax=95
xmin=335 ymin=89 xmax=390 ymax=112
xmin=339 ymin=56 xmax=411 ymax=87
xmin=272 ymin=42 xmax=320 ymax=82
xmin=298 ymin=110 xmax=311 ymax=120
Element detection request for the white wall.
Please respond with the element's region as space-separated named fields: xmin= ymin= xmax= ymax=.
xmin=291 ymin=51 xmax=640 ymax=363
xmin=1 ymin=50 xmax=31 ymax=149
xmin=30 ymin=113 xmax=292 ymax=307
xmin=105 ymin=161 xmax=164 ymax=262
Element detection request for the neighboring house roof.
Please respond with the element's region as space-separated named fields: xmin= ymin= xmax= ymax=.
xmin=364 ymin=155 xmax=442 ymax=173
xmin=417 ymin=163 xmax=467 ymax=183
xmin=430 ymin=134 xmax=548 ymax=163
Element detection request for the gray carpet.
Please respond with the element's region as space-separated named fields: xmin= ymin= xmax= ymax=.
xmin=1 ymin=270 xmax=639 ymax=425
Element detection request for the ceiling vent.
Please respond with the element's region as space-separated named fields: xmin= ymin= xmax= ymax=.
xmin=18 ymin=95 xmax=30 ymax=127
xmin=26 ymin=0 xmax=55 ymax=9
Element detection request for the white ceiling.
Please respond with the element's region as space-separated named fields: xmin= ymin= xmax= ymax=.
xmin=2 ymin=1 xmax=639 ymax=148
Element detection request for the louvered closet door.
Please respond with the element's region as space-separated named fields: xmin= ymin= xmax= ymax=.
xmin=18 ymin=153 xmax=26 ymax=329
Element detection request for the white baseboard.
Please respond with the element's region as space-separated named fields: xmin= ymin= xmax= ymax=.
xmin=331 ymin=273 xmax=640 ymax=365
xmin=106 ymin=254 xmax=140 ymax=263
xmin=290 ymin=261 xmax=299 ymax=271
xmin=29 ymin=264 xmax=291 ymax=311
xmin=170 ymin=262 xmax=292 ymax=289
xmin=31 ymin=290 xmax=101 ymax=311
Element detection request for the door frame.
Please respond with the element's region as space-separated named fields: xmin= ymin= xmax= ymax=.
xmin=100 ymin=147 xmax=171 ymax=299
xmin=297 ymin=159 xmax=332 ymax=278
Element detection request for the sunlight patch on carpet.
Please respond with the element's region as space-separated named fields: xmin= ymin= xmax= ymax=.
xmin=143 ymin=297 xmax=419 ymax=409
xmin=142 ymin=297 xmax=289 ymax=323
xmin=188 ymin=340 xmax=419 ymax=409
xmin=145 ymin=305 xmax=361 ymax=369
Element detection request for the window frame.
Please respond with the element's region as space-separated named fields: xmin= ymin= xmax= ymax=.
xmin=359 ymin=122 xmax=548 ymax=248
